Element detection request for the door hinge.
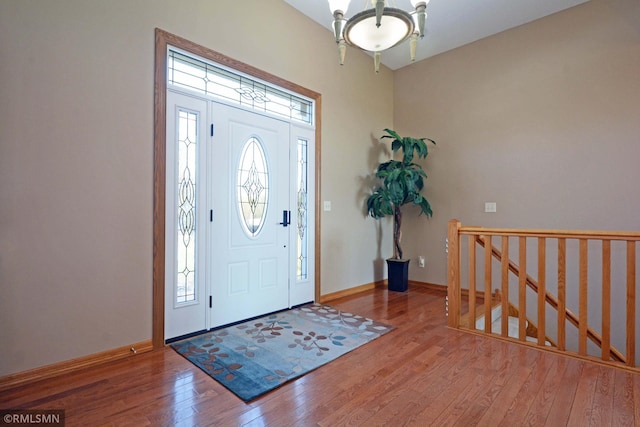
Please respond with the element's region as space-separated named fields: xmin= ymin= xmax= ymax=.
xmin=210 ymin=124 xmax=214 ymax=137
xmin=209 ymin=296 xmax=212 ymax=308
xmin=210 ymin=209 xmax=213 ymax=222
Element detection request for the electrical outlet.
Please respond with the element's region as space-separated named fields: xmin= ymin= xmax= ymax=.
xmin=418 ymin=256 xmax=425 ymax=268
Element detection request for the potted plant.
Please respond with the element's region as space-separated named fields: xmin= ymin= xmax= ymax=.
xmin=366 ymin=128 xmax=435 ymax=292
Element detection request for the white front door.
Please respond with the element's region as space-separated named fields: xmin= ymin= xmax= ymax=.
xmin=209 ymin=103 xmax=291 ymax=328
xmin=165 ymin=92 xmax=315 ymax=341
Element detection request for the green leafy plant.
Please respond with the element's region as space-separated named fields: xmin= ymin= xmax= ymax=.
xmin=366 ymin=128 xmax=435 ymax=260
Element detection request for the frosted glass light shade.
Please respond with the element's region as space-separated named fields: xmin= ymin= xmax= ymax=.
xmin=343 ymin=8 xmax=414 ymax=52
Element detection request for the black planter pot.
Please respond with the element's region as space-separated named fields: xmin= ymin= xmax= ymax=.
xmin=386 ymin=258 xmax=409 ymax=292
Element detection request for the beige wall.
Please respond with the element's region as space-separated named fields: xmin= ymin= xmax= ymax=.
xmin=0 ymin=0 xmax=394 ymax=376
xmin=394 ymin=0 xmax=640 ymax=286
xmin=5 ymin=0 xmax=636 ymax=378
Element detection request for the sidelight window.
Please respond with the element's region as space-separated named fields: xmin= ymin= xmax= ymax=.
xmin=296 ymin=138 xmax=309 ymax=280
xmin=176 ymin=110 xmax=198 ymax=303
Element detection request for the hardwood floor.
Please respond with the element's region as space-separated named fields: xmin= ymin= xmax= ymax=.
xmin=1 ymin=286 xmax=639 ymax=426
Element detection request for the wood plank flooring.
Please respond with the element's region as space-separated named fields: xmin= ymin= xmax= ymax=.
xmin=1 ymin=286 xmax=639 ymax=426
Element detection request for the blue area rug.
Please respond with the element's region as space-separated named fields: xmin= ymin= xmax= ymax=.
xmin=170 ymin=303 xmax=395 ymax=401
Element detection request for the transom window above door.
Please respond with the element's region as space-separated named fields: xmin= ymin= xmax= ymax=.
xmin=168 ymin=50 xmax=313 ymax=125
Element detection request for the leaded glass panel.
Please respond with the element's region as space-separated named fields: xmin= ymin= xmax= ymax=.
xmin=237 ymin=137 xmax=269 ymax=237
xmin=297 ymin=138 xmax=308 ymax=280
xmin=176 ymin=110 xmax=197 ymax=303
xmin=168 ymin=50 xmax=312 ymax=125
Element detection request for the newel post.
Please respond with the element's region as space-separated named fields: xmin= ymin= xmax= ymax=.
xmin=447 ymin=219 xmax=462 ymax=328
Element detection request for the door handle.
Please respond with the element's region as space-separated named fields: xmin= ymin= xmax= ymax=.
xmin=279 ymin=210 xmax=291 ymax=227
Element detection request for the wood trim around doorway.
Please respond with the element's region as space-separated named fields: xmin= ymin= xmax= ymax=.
xmin=153 ymin=28 xmax=322 ymax=349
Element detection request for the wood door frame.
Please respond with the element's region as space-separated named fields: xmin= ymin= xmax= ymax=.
xmin=153 ymin=28 xmax=322 ymax=348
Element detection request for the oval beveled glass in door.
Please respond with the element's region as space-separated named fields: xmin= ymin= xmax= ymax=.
xmin=237 ymin=136 xmax=269 ymax=237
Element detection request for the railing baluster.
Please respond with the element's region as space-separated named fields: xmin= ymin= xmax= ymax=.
xmin=519 ymin=237 xmax=527 ymax=341
xmin=469 ymin=234 xmax=476 ymax=330
xmin=627 ymin=241 xmax=636 ymax=367
xmin=579 ymin=239 xmax=588 ymax=355
xmin=602 ymin=240 xmax=611 ymax=361
xmin=484 ymin=235 xmax=492 ymax=334
xmin=538 ymin=238 xmax=546 ymax=346
xmin=447 ymin=219 xmax=461 ymax=328
xmin=558 ymin=238 xmax=566 ymax=351
xmin=501 ymin=236 xmax=509 ymax=338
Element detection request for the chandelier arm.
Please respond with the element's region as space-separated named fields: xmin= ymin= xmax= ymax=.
xmin=375 ymin=0 xmax=384 ymax=28
xmin=338 ymin=39 xmax=347 ymax=65
xmin=333 ymin=11 xmax=344 ymax=42
xmin=415 ymin=4 xmax=426 ymax=38
xmin=410 ymin=32 xmax=418 ymax=61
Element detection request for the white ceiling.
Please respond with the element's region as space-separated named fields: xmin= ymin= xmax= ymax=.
xmin=283 ymin=0 xmax=590 ymax=70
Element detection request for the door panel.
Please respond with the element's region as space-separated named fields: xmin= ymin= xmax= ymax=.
xmin=289 ymin=124 xmax=316 ymax=306
xmin=209 ymin=103 xmax=290 ymax=328
xmin=165 ymin=91 xmax=208 ymax=340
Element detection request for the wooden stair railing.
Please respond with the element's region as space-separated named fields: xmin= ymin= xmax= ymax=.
xmin=462 ymin=289 xmax=556 ymax=346
xmin=447 ymin=219 xmax=639 ymax=372
xmin=475 ymin=235 xmax=625 ymax=363
xmin=495 ymin=289 xmax=557 ymax=347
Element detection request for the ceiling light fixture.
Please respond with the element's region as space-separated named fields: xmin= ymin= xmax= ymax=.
xmin=329 ymin=0 xmax=430 ymax=72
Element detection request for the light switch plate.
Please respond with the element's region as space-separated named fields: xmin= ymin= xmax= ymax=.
xmin=485 ymin=202 xmax=497 ymax=213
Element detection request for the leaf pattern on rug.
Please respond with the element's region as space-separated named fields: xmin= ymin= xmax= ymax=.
xmin=264 ymin=368 xmax=295 ymax=384
xmin=234 ymin=344 xmax=259 ymax=358
xmin=237 ymin=317 xmax=292 ymax=343
xmin=297 ymin=305 xmax=384 ymax=335
xmin=289 ymin=330 xmax=330 ymax=356
xmin=171 ymin=303 xmax=395 ymax=402
xmin=208 ymin=329 xmax=229 ymax=343
xmin=194 ymin=344 xmax=243 ymax=382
